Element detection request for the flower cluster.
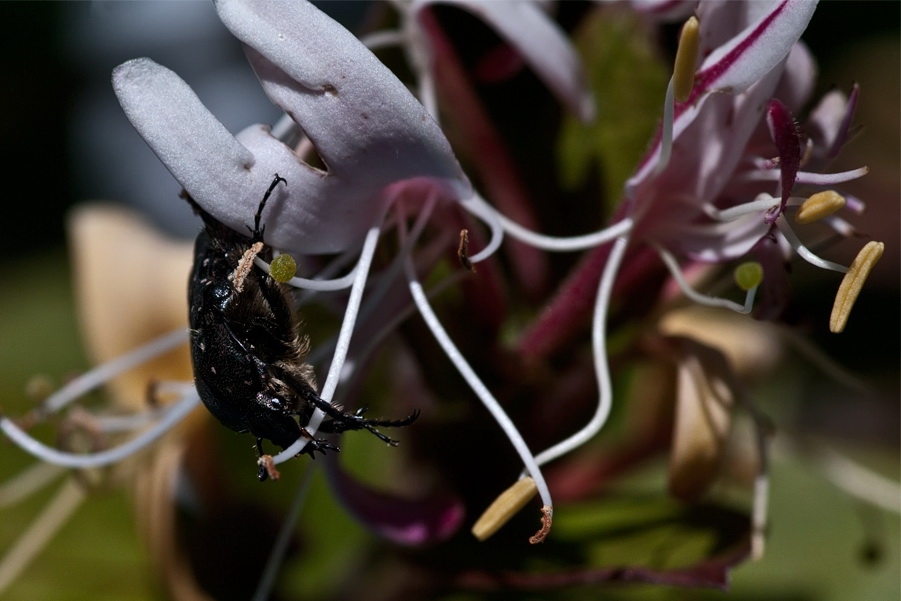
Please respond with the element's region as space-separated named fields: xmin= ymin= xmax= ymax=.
xmin=1 ymin=1 xmax=896 ymax=599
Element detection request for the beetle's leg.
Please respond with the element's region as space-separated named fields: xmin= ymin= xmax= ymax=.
xmin=256 ymin=437 xmax=278 ymax=482
xmin=296 ymin=427 xmax=340 ymax=457
xmin=317 ymin=409 xmax=421 ymax=446
xmin=270 ymin=366 xmax=419 ymax=446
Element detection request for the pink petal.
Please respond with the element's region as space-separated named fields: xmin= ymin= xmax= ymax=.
xmin=764 ymin=98 xmax=801 ymax=223
xmin=772 ymin=41 xmax=817 ymax=112
xmin=328 ymin=458 xmax=465 ymax=546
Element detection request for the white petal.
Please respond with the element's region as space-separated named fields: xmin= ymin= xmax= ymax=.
xmin=772 ymin=41 xmax=816 ymax=112
xmin=214 ymin=0 xmax=470 ymax=252
xmin=113 ymin=57 xmax=257 ymax=206
xmin=413 ymin=0 xmax=594 ymax=121
xmin=695 ymin=0 xmax=818 ymax=96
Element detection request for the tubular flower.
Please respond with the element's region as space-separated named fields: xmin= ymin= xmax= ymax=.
xmin=1 ymin=1 xmax=897 ymax=599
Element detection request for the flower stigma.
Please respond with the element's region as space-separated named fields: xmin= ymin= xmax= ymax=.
xmin=734 ymin=261 xmax=765 ymax=292
xmin=269 ymin=253 xmax=297 ymax=283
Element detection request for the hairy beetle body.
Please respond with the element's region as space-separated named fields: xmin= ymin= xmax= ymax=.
xmin=186 ymin=176 xmax=416 ymax=479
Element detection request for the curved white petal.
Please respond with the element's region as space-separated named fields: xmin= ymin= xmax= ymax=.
xmin=412 ymin=0 xmax=594 ymax=121
xmin=113 ymin=57 xmax=257 ymax=205
xmin=215 ymin=0 xmax=470 ymax=253
xmin=694 ymin=0 xmax=818 ymax=97
xmin=115 ymin=1 xmax=470 ymax=255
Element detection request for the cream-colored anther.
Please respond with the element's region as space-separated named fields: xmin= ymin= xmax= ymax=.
xmin=673 ymin=16 xmax=700 ymax=103
xmin=795 ymin=190 xmax=846 ymax=225
xmin=471 ymin=477 xmax=538 ymax=541
xmin=830 ymin=241 xmax=884 ymax=333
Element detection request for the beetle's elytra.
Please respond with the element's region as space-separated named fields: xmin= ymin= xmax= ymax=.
xmin=185 ymin=175 xmax=417 ymax=480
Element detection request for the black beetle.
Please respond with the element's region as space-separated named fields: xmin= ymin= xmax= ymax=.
xmin=185 ymin=175 xmax=417 ymax=480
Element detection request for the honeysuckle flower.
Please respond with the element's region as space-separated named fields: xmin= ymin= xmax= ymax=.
xmin=114 ymin=0 xmax=469 ymax=256
xmin=480 ymin=0 xmax=885 ymax=541
xmin=5 ymin=0 xmax=561 ymax=571
xmin=1 ymin=1 xmax=897 ymax=598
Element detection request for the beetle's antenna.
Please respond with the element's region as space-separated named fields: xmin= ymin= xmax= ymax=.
xmin=252 ymin=174 xmax=288 ymax=242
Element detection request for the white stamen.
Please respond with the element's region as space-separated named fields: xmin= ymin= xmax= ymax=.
xmin=359 ymin=29 xmax=406 ymax=51
xmin=404 ymin=256 xmax=553 ymax=510
xmin=273 ymin=223 xmax=384 ymax=463
xmin=750 ymin=455 xmax=770 ymax=560
xmin=459 ymin=192 xmax=506 ymax=263
xmin=704 ymin=194 xmax=779 ymax=221
xmin=251 ymin=464 xmax=317 ymax=601
xmin=254 ymin=256 xmax=358 ymax=291
xmin=821 ymin=215 xmax=856 ymax=238
xmin=0 ymin=463 xmax=65 ymax=509
xmin=532 ymin=235 xmax=630 ymax=467
xmin=41 ymin=328 xmax=189 ymax=414
xmin=809 ymin=445 xmax=901 ymax=514
xmin=0 ymin=391 xmax=199 ymax=469
xmin=775 ymin=217 xmax=848 ymax=273
xmin=497 ymin=214 xmax=634 ymax=252
xmin=739 ymin=166 xmax=869 ymax=186
xmin=794 ymin=166 xmax=869 ymax=186
xmin=654 ymin=77 xmax=676 ymax=176
xmin=463 ymin=191 xmax=635 ymax=254
xmin=91 ymin=408 xmax=171 ymax=433
xmin=655 ymin=246 xmax=753 ymax=314
xmin=0 ymin=479 xmax=86 ymax=596
xmin=270 ymin=112 xmax=299 ymax=143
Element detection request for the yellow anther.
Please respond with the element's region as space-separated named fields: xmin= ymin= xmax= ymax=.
xmin=795 ymin=190 xmax=846 ymax=225
xmin=673 ymin=16 xmax=700 ymax=103
xmin=830 ymin=241 xmax=884 ymax=333
xmin=471 ymin=477 xmax=537 ymax=541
